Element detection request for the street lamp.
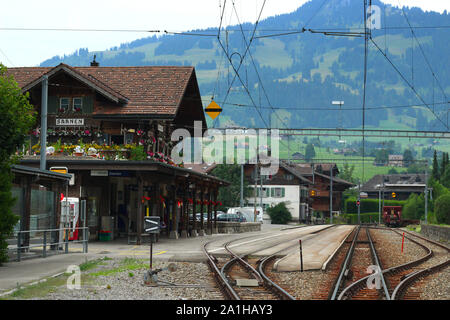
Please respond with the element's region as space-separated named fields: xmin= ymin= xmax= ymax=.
xmin=332 ymin=101 xmax=344 ymax=141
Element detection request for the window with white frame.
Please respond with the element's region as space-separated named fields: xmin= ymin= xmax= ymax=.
xmin=271 ymin=187 xmax=285 ymax=198
xmin=257 ymin=187 xmax=270 ymax=198
xmin=59 ymin=97 xmax=70 ymax=112
xmin=73 ymin=97 xmax=83 ymax=112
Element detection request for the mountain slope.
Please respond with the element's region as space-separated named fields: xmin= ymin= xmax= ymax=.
xmin=40 ymin=0 xmax=450 ymax=131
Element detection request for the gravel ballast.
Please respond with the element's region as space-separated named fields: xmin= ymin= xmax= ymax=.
xmin=5 ymin=227 xmax=448 ymax=300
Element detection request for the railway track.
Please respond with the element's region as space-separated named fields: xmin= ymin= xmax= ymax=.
xmin=329 ymin=226 xmax=449 ymax=300
xmin=203 ymin=239 xmax=295 ymax=300
xmin=386 ymin=229 xmax=450 ymax=300
xmin=204 ymin=225 xmax=448 ymax=300
xmin=329 ymin=226 xmax=390 ymax=300
xmin=203 ymin=226 xmax=338 ymax=300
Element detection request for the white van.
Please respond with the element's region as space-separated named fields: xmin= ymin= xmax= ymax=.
xmin=227 ymin=207 xmax=264 ymax=223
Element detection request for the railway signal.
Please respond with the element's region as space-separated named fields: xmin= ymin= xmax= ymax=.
xmin=392 ymin=192 xmax=397 ymax=198
xmin=356 ymin=200 xmax=360 ymax=207
xmin=144 ymin=216 xmax=160 ymax=234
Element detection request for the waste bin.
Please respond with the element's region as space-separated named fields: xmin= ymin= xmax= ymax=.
xmin=99 ymin=230 xmax=112 ymax=241
xmin=101 ymin=216 xmax=115 ymax=239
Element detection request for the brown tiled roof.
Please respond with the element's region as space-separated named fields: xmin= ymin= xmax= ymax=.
xmin=286 ymin=162 xmax=354 ymax=187
xmin=361 ymin=174 xmax=426 ymax=192
xmin=6 ymin=64 xmax=196 ymax=116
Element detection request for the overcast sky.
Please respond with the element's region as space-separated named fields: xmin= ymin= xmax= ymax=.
xmin=0 ymin=0 xmax=449 ymax=67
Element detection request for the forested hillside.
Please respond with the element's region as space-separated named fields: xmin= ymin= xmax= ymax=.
xmin=41 ymin=0 xmax=450 ymax=130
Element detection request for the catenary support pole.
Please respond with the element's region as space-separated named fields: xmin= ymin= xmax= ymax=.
xmin=240 ymin=164 xmax=244 ymax=207
xmin=358 ymin=181 xmax=361 ymax=224
xmin=425 ymin=161 xmax=428 ymax=224
xmin=330 ymin=167 xmax=333 ymax=224
xmin=378 ymin=189 xmax=381 ymax=225
xmin=40 ymin=75 xmax=48 ymax=171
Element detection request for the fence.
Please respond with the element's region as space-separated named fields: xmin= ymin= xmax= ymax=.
xmin=8 ymin=227 xmax=88 ymax=262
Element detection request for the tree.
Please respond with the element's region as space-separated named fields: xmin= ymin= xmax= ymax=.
xmin=432 ymin=150 xmax=440 ymax=181
xmin=402 ymin=193 xmax=424 ymax=220
xmin=441 ymin=167 xmax=450 ymax=189
xmin=375 ymin=149 xmax=389 ymax=165
xmin=434 ymin=194 xmax=450 ymax=224
xmin=266 ymin=202 xmax=292 ymax=224
xmin=339 ymin=162 xmax=355 ymax=183
xmin=403 ymin=149 xmax=414 ymax=167
xmin=211 ymin=164 xmax=250 ymax=211
xmin=388 ymin=168 xmax=399 ymax=174
xmin=406 ymin=162 xmax=426 ymax=174
xmin=305 ymin=143 xmax=316 ymax=162
xmin=441 ymin=152 xmax=449 ymax=180
xmin=0 ymin=64 xmax=36 ymax=264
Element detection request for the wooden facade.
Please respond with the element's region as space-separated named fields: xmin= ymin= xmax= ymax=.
xmin=10 ymin=63 xmax=227 ymax=244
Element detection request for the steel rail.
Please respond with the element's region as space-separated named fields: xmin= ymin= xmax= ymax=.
xmin=337 ymin=228 xmax=390 ymax=300
xmin=389 ymin=229 xmax=450 ymax=300
xmin=205 ymin=225 xmax=340 ymax=300
xmin=391 ymin=259 xmax=450 ymax=299
xmin=203 ymin=241 xmax=240 ymax=300
xmin=336 ymin=227 xmax=433 ymax=299
xmin=224 ymin=240 xmax=263 ymax=284
xmin=258 ymin=255 xmax=296 ymax=300
xmin=220 ymin=226 xmax=338 ymax=286
xmin=329 ymin=225 xmax=361 ymax=300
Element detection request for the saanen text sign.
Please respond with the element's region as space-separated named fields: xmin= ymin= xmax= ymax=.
xmin=56 ymin=119 xmax=84 ymax=126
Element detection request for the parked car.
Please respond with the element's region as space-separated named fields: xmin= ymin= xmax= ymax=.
xmin=217 ymin=213 xmax=246 ymax=222
xmin=195 ymin=213 xmax=209 ymax=222
xmin=227 ymin=207 xmax=263 ymax=223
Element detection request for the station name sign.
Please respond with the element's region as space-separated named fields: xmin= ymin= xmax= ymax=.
xmin=56 ymin=118 xmax=84 ymax=126
xmin=91 ymin=170 xmax=132 ymax=177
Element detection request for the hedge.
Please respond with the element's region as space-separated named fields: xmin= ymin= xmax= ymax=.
xmin=341 ymin=212 xmax=381 ymax=224
xmin=344 ymin=197 xmax=406 ymax=214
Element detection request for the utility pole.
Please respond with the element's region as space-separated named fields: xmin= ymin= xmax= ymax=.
xmin=330 ymin=167 xmax=333 ymax=224
xmin=40 ymin=75 xmax=48 ymax=171
xmin=240 ymin=164 xmax=244 ymax=207
xmin=287 ymin=134 xmax=291 ymax=163
xmin=332 ymin=101 xmax=344 ymax=140
xmin=253 ymin=164 xmax=257 ymax=222
xmin=425 ymin=161 xmax=428 ymax=224
xmin=378 ymin=188 xmax=381 ymax=225
xmin=382 ymin=174 xmax=385 ymax=212
xmin=357 ymin=180 xmax=361 ymax=225
xmin=259 ymin=165 xmax=263 ymax=210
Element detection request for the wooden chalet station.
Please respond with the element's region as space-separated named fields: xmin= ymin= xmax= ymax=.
xmin=8 ymin=61 xmax=228 ymax=244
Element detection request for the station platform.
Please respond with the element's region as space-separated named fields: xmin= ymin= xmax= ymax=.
xmin=274 ymin=225 xmax=355 ymax=271
xmin=0 ymin=224 xmax=354 ymax=294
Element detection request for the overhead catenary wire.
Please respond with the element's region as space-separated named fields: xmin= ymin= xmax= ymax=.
xmin=396 ymin=1 xmax=449 ymax=131
xmin=0 ymin=47 xmax=16 ymax=67
xmin=1 ymin=25 xmax=450 ymax=33
xmin=3 ymin=2 xmax=446 ymax=135
xmin=370 ymin=37 xmax=449 ymax=131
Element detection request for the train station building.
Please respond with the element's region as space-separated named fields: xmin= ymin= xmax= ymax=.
xmin=8 ymin=62 xmax=229 ymax=245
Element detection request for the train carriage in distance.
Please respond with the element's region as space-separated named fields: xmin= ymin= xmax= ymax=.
xmin=382 ymin=206 xmax=402 ymax=227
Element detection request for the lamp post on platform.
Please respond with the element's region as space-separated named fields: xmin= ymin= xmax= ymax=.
xmin=332 ymin=100 xmax=344 ymax=140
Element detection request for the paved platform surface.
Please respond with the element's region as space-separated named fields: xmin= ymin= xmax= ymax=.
xmin=274 ymin=225 xmax=355 ymax=271
xmin=206 ymin=225 xmax=331 ymax=257
xmin=0 ymin=224 xmax=351 ymax=293
xmin=0 ymin=224 xmax=282 ymax=293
